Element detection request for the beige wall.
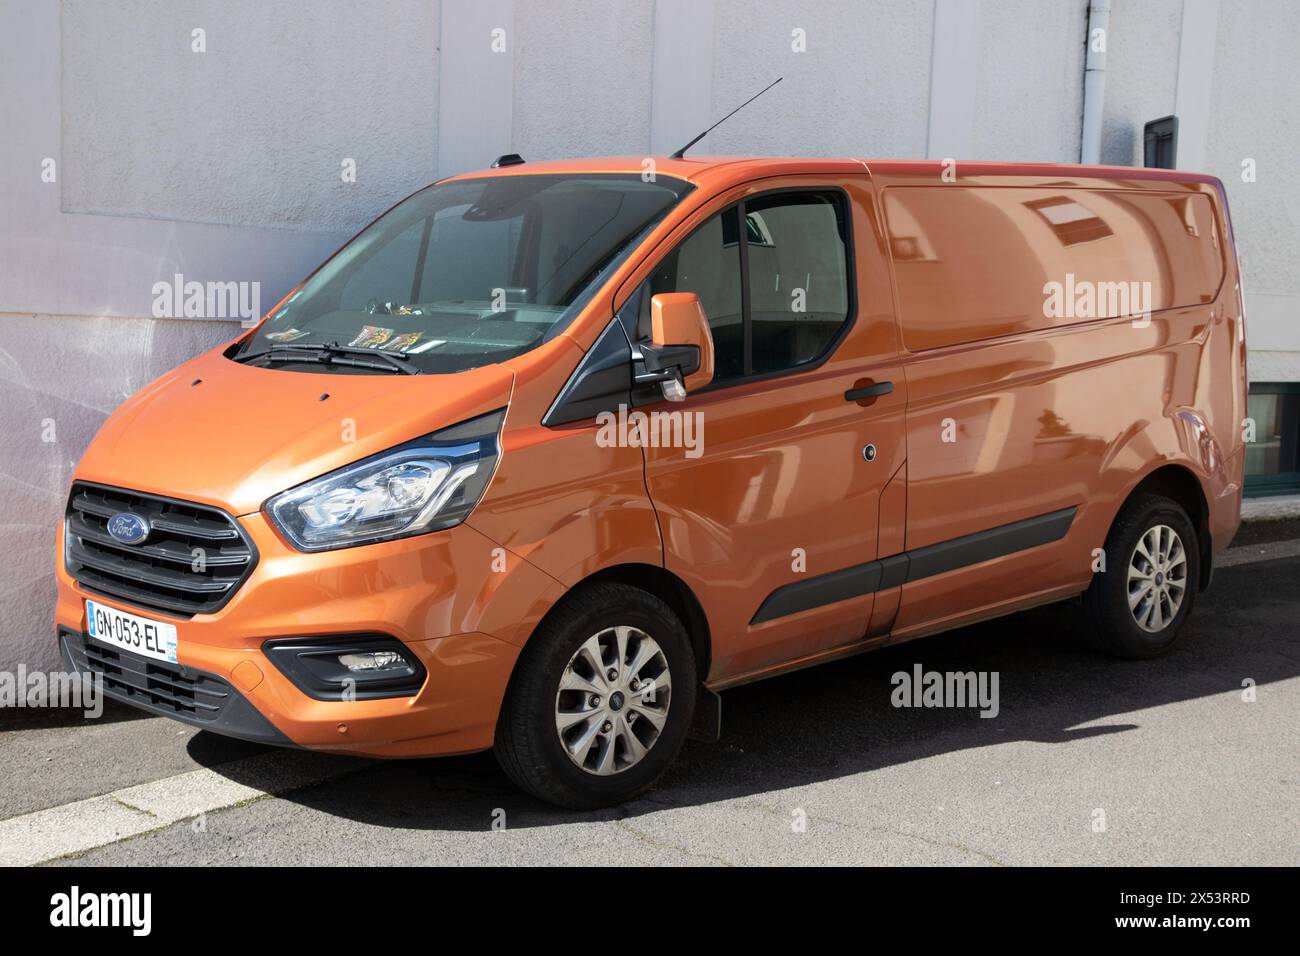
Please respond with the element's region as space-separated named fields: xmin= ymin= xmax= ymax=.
xmin=0 ymin=314 xmax=236 ymax=672
xmin=2 ymin=0 xmax=1297 ymax=671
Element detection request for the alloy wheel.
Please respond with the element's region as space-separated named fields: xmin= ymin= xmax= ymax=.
xmin=554 ymin=625 xmax=672 ymax=775
xmin=1127 ymin=523 xmax=1188 ymax=633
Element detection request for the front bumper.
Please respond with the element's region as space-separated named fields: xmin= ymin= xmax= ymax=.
xmin=60 ymin=627 xmax=295 ymax=747
xmin=55 ymin=508 xmax=562 ymax=757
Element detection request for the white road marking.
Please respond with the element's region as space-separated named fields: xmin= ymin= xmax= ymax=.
xmin=0 ymin=750 xmax=361 ymax=866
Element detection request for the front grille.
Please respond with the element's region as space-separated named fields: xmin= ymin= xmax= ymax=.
xmin=61 ymin=628 xmax=231 ymax=721
xmin=64 ymin=482 xmax=257 ymax=617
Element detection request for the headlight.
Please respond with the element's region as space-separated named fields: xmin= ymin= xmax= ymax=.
xmin=265 ymin=409 xmax=505 ymax=551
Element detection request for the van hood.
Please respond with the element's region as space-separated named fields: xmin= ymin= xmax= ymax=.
xmin=74 ymin=348 xmax=515 ymax=516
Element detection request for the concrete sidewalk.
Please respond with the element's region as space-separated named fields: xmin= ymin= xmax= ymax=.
xmin=1241 ymin=494 xmax=1300 ymax=521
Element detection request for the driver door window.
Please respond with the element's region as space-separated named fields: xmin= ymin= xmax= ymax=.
xmin=645 ymin=207 xmax=744 ymax=381
xmin=642 ymin=190 xmax=851 ymax=385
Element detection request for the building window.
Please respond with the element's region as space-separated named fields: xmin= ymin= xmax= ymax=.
xmin=1245 ymin=383 xmax=1300 ymax=497
xmin=1143 ymin=115 xmax=1179 ymax=169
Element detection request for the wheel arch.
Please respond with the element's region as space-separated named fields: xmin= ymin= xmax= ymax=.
xmin=1115 ymin=463 xmax=1213 ymax=591
xmin=529 ymin=563 xmax=713 ymax=680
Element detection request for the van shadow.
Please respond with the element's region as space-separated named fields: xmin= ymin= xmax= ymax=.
xmin=1 ymin=695 xmax=157 ymax=733
xmin=191 ymin=555 xmax=1300 ymax=831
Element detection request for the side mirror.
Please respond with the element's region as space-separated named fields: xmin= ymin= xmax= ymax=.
xmin=638 ymin=292 xmax=715 ymax=401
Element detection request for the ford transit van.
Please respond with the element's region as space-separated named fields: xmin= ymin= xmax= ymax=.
xmin=56 ymin=157 xmax=1245 ymax=808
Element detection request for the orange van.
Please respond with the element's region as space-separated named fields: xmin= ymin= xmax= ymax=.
xmin=56 ymin=156 xmax=1245 ymax=808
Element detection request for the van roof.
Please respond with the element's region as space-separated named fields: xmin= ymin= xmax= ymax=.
xmin=448 ymin=156 xmax=1222 ymax=190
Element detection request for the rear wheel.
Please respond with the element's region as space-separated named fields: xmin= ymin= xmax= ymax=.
xmin=494 ymin=582 xmax=697 ymax=809
xmin=1082 ymin=493 xmax=1200 ymax=659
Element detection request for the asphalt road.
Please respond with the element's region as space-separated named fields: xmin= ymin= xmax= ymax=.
xmin=3 ymin=546 xmax=1297 ymax=866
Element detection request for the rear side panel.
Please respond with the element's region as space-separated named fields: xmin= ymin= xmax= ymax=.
xmin=868 ymin=165 xmax=1243 ymax=638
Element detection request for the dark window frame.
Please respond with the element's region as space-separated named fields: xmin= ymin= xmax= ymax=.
xmin=1143 ymin=115 xmax=1179 ymax=170
xmin=1245 ymin=382 xmax=1300 ymax=498
xmin=638 ymin=185 xmax=858 ymax=393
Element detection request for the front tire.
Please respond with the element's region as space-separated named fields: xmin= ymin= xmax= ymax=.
xmin=1082 ymin=493 xmax=1200 ymax=659
xmin=494 ymin=582 xmax=697 ymax=809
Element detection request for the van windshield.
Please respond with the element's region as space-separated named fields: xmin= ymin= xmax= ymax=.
xmin=234 ymin=173 xmax=693 ymax=374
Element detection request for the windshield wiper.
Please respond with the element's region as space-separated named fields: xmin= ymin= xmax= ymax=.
xmin=234 ymin=341 xmax=420 ymax=374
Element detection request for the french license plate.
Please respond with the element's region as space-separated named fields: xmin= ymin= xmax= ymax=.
xmin=85 ymin=599 xmax=178 ymax=664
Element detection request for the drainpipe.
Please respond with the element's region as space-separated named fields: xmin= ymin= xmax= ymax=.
xmin=1080 ymin=0 xmax=1110 ymax=164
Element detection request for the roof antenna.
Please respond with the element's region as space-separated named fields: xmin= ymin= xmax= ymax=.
xmin=669 ymin=77 xmax=783 ymax=159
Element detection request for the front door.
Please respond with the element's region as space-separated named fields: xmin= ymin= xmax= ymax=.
xmin=629 ymin=177 xmax=907 ymax=683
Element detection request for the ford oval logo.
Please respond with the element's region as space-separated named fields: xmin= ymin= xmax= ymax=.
xmin=106 ymin=512 xmax=150 ymax=546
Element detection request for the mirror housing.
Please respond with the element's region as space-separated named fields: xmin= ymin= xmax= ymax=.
xmin=640 ymin=292 xmax=714 ymax=399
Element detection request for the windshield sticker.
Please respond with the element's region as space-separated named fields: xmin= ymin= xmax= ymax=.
xmin=349 ymin=325 xmax=395 ymax=349
xmin=265 ymin=328 xmax=310 ymax=342
xmin=381 ymin=331 xmax=423 ymax=353
xmin=407 ymin=339 xmax=447 ymax=354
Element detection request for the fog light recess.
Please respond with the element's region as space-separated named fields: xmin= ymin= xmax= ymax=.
xmin=263 ymin=636 xmax=426 ymax=701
